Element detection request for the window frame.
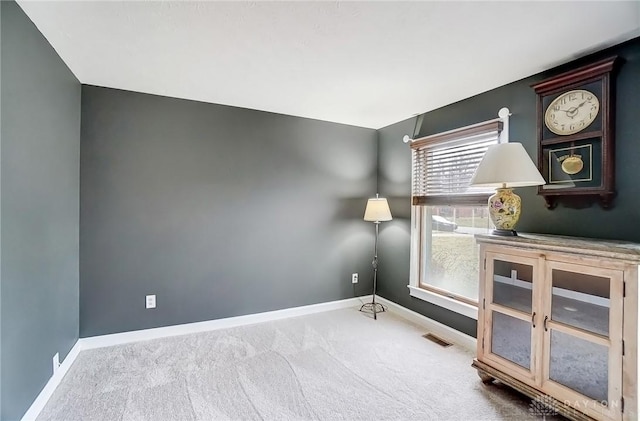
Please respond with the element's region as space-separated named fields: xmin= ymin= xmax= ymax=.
xmin=408 ymin=113 xmax=510 ymax=320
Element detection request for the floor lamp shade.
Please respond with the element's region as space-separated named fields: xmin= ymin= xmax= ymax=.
xmin=470 ymin=143 xmax=545 ymax=236
xmin=364 ymin=197 xmax=392 ymax=222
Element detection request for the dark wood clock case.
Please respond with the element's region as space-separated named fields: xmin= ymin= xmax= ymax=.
xmin=531 ymin=57 xmax=620 ymax=209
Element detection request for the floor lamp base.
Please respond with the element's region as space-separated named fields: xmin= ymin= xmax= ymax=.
xmin=359 ymin=302 xmax=386 ymax=320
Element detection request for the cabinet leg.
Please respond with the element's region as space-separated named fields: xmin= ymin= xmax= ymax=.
xmin=477 ymin=371 xmax=495 ymax=384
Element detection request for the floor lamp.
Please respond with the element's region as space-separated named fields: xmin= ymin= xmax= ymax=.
xmin=360 ymin=194 xmax=392 ymax=320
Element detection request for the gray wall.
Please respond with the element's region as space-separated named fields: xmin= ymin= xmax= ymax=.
xmin=377 ymin=37 xmax=640 ymax=336
xmin=80 ymin=86 xmax=377 ymax=337
xmin=1 ymin=2 xmax=81 ymax=420
xmin=1 ymin=3 xmax=3 ymax=416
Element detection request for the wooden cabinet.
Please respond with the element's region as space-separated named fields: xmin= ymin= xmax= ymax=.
xmin=473 ymin=234 xmax=640 ymax=421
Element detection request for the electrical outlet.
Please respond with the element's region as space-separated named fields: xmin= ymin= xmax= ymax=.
xmin=52 ymin=352 xmax=60 ymax=374
xmin=146 ymin=294 xmax=156 ymax=309
xmin=352 ymin=273 xmax=358 ymax=284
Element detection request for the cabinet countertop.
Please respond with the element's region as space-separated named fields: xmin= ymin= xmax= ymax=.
xmin=475 ymin=232 xmax=640 ymax=261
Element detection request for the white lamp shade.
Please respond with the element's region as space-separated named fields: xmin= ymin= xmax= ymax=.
xmin=470 ymin=142 xmax=545 ymax=188
xmin=364 ymin=197 xmax=392 ymax=222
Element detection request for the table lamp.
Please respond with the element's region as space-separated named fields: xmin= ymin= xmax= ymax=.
xmin=470 ymin=143 xmax=545 ymax=236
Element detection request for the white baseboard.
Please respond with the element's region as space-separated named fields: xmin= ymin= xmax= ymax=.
xmin=376 ymin=296 xmax=477 ymax=352
xmin=80 ymin=296 xmax=369 ymax=350
xmin=21 ymin=341 xmax=82 ymax=421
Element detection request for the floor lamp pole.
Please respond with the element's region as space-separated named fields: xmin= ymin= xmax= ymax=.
xmin=360 ymin=221 xmax=386 ymax=319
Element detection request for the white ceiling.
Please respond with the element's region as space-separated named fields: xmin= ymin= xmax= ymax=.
xmin=16 ymin=1 xmax=640 ymax=129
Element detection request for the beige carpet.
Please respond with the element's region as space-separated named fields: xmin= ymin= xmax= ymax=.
xmin=37 ymin=307 xmax=559 ymax=420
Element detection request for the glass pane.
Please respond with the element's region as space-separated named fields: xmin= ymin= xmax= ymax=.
xmin=491 ymin=312 xmax=531 ymax=370
xmin=492 ymin=260 xmax=533 ymax=314
xmin=549 ymin=330 xmax=608 ymax=402
xmin=422 ymin=206 xmax=492 ymax=301
xmin=551 ymin=269 xmax=610 ymax=336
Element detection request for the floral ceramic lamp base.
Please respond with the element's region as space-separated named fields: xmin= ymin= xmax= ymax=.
xmin=488 ymin=188 xmax=521 ymax=236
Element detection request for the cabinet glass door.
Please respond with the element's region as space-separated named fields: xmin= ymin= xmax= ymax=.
xmin=542 ymin=261 xmax=623 ymax=420
xmin=548 ymin=330 xmax=609 ymax=401
xmin=490 ymin=311 xmax=532 ymax=370
xmin=483 ymin=252 xmax=541 ymax=383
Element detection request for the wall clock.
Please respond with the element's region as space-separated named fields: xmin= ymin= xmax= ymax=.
xmin=531 ymin=56 xmax=619 ymax=209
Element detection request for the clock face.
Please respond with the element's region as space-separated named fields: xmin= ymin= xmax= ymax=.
xmin=544 ymin=89 xmax=600 ymax=136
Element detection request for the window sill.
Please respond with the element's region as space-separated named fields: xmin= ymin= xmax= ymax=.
xmin=408 ymin=285 xmax=478 ymax=320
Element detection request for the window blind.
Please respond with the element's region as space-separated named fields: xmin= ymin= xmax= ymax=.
xmin=411 ymin=120 xmax=503 ymax=206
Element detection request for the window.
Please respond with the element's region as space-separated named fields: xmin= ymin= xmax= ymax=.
xmin=409 ymin=118 xmax=506 ymax=318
